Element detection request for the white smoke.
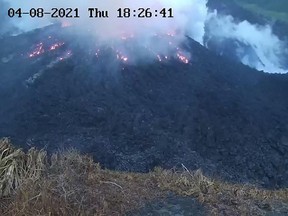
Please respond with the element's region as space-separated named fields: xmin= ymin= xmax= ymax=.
xmin=3 ymin=0 xmax=288 ymax=73
xmin=7 ymin=0 xmax=208 ymax=44
xmin=0 ymin=0 xmax=19 ymax=35
xmin=205 ymin=11 xmax=288 ymax=74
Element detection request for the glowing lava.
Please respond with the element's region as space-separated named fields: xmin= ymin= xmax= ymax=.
xmin=28 ymin=42 xmax=44 ymax=58
xmin=177 ymin=52 xmax=189 ymax=64
xmin=26 ymin=29 xmax=191 ymax=65
xmin=49 ymin=42 xmax=65 ymax=51
xmin=28 ymin=38 xmax=65 ymax=58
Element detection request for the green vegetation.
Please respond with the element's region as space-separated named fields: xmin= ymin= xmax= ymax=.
xmin=1 ymin=138 xmax=288 ymax=215
xmin=233 ymin=0 xmax=288 ymax=22
xmin=236 ymin=0 xmax=288 ymax=13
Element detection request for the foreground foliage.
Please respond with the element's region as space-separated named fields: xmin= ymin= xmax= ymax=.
xmin=0 ymin=138 xmax=46 ymax=197
xmin=0 ymin=138 xmax=288 ymax=215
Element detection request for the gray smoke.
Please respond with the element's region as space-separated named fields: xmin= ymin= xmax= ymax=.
xmin=8 ymin=0 xmax=208 ymax=43
xmin=0 ymin=0 xmax=19 ymax=35
xmin=3 ymin=0 xmax=288 ymax=73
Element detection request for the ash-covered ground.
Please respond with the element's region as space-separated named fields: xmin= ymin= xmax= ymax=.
xmin=1 ymin=23 xmax=288 ymax=188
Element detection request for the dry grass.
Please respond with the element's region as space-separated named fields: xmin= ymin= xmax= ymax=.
xmin=1 ymin=139 xmax=288 ymax=215
xmin=153 ymin=166 xmax=288 ymax=215
xmin=1 ymin=148 xmax=164 ymax=215
xmin=0 ymin=138 xmax=46 ymax=197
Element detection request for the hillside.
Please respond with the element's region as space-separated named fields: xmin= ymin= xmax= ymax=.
xmin=207 ymin=0 xmax=288 ymax=39
xmin=1 ymin=139 xmax=288 ymax=215
xmin=1 ymin=0 xmax=288 ymax=215
xmin=206 ymin=0 xmax=288 ymax=72
xmin=234 ymin=0 xmax=288 ymax=22
xmin=1 ymin=25 xmax=288 ymax=189
xmin=235 ymin=0 xmax=288 ymax=13
xmin=209 ymin=0 xmax=288 ymax=23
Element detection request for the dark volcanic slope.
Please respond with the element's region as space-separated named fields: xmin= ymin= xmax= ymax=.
xmin=1 ymin=26 xmax=288 ymax=187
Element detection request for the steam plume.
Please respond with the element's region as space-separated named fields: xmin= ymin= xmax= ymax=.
xmin=205 ymin=11 xmax=288 ymax=74
xmin=4 ymin=0 xmax=288 ymax=73
xmin=8 ymin=0 xmax=208 ymax=44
